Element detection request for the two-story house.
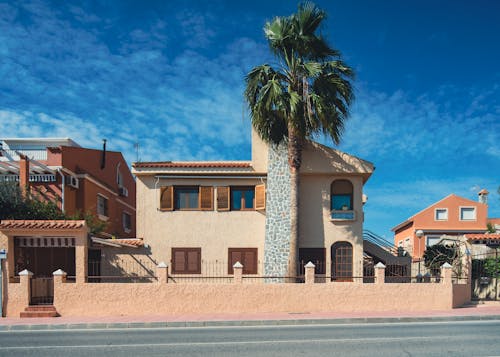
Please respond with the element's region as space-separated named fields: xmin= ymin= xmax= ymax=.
xmin=0 ymin=138 xmax=136 ymax=239
xmin=392 ymin=191 xmax=493 ymax=260
xmin=133 ymin=130 xmax=374 ymax=280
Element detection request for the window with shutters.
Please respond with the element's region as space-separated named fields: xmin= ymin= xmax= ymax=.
xmin=171 ymin=248 xmax=201 ymax=274
xmin=216 ymin=185 xmax=265 ymax=211
xmin=160 ymin=186 xmax=213 ymax=211
xmin=228 ymin=248 xmax=258 ymax=274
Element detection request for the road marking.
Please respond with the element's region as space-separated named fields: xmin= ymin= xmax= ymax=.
xmin=1 ymin=334 xmax=497 ymax=351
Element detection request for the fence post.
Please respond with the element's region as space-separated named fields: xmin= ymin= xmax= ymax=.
xmin=305 ymin=261 xmax=315 ymax=284
xmin=157 ymin=262 xmax=168 ymax=284
xmin=53 ymin=269 xmax=66 ymax=307
xmin=18 ymin=269 xmax=33 ymax=306
xmin=374 ymin=262 xmax=386 ymax=284
xmin=233 ymin=262 xmax=243 ymax=284
xmin=441 ymin=262 xmax=452 ymax=284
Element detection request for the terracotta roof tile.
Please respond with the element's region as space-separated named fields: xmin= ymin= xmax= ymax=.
xmin=465 ymin=234 xmax=500 ymax=241
xmin=114 ymin=238 xmax=144 ymax=247
xmin=0 ymin=220 xmax=86 ymax=230
xmin=133 ymin=161 xmax=252 ymax=169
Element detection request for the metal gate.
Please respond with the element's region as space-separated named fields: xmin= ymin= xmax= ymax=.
xmin=471 ymin=249 xmax=499 ymax=301
xmin=30 ymin=277 xmax=54 ymax=305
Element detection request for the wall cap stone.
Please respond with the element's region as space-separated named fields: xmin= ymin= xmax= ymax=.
xmin=305 ymin=261 xmax=316 ymax=268
xmin=157 ymin=262 xmax=168 ymax=268
xmin=441 ymin=262 xmax=452 ymax=268
xmin=374 ymin=262 xmax=386 ymax=268
xmin=233 ymin=261 xmax=243 ymax=268
xmin=18 ymin=269 xmax=33 ymax=276
xmin=53 ymin=269 xmax=67 ymax=276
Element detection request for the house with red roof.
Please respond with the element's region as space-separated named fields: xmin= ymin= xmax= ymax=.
xmin=392 ymin=190 xmax=498 ymax=260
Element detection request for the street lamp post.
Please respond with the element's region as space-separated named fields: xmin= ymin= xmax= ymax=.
xmin=415 ymin=230 xmax=424 ymax=277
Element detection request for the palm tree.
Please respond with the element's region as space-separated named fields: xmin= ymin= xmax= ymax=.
xmin=245 ymin=2 xmax=354 ymax=277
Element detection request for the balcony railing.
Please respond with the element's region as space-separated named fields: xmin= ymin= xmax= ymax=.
xmin=0 ymin=174 xmax=56 ymax=182
xmin=330 ymin=209 xmax=356 ymax=221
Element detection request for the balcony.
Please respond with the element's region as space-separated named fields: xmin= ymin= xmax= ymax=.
xmin=330 ymin=209 xmax=356 ymax=221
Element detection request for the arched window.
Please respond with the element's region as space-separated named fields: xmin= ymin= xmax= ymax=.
xmin=331 ymin=180 xmax=353 ymax=211
xmin=331 ymin=241 xmax=353 ymax=282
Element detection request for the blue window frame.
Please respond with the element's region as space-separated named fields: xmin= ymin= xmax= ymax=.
xmin=231 ymin=187 xmax=255 ymax=210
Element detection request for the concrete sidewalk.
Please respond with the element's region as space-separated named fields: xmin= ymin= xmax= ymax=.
xmin=1 ymin=302 xmax=500 ymax=331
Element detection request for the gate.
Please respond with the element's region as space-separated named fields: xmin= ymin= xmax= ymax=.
xmin=471 ymin=249 xmax=499 ymax=301
xmin=30 ymin=277 xmax=54 ymax=305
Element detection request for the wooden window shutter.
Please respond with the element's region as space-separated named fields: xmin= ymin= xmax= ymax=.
xmin=255 ymin=184 xmax=266 ymax=210
xmin=217 ymin=186 xmax=230 ymax=211
xmin=173 ymin=250 xmax=186 ymax=273
xmin=243 ymin=250 xmax=257 ymax=274
xmin=186 ymin=249 xmax=201 ymax=273
xmin=199 ymin=186 xmax=213 ymax=210
xmin=160 ymin=186 xmax=173 ymax=211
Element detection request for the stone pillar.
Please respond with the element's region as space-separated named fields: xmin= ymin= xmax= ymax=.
xmin=75 ymin=233 xmax=87 ymax=283
xmin=441 ymin=262 xmax=453 ymax=284
xmin=304 ymin=261 xmax=315 ymax=284
xmin=374 ymin=262 xmax=386 ymax=284
xmin=157 ymin=262 xmax=168 ymax=284
xmin=233 ymin=262 xmax=243 ymax=284
xmin=53 ymin=269 xmax=67 ymax=308
xmin=18 ymin=269 xmax=32 ymax=306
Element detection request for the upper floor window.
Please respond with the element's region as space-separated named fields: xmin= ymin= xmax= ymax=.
xmin=160 ymin=186 xmax=213 ymax=211
xmin=97 ymin=194 xmax=108 ymax=218
xmin=330 ymin=180 xmax=354 ymax=220
xmin=460 ymin=207 xmax=476 ymax=221
xmin=117 ymin=166 xmax=123 ymax=187
xmin=331 ymin=180 xmax=353 ymax=210
xmin=231 ymin=187 xmax=255 ymax=210
xmin=216 ymin=185 xmax=265 ymax=211
xmin=435 ymin=208 xmax=448 ymax=221
xmin=175 ymin=187 xmax=199 ymax=209
xmin=122 ymin=212 xmax=131 ymax=232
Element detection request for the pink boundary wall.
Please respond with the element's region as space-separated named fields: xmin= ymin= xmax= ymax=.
xmin=3 ymin=264 xmax=471 ymax=318
xmin=4 ymin=280 xmax=470 ymax=318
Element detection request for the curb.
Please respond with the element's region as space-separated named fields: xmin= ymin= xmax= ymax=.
xmin=1 ymin=314 xmax=500 ymax=331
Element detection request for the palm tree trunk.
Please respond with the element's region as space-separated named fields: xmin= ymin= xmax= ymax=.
xmin=287 ymin=125 xmax=302 ymax=280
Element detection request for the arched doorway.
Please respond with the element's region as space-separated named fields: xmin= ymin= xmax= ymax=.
xmin=331 ymin=242 xmax=353 ymax=282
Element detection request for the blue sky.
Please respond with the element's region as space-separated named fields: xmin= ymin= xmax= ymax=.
xmin=1 ymin=0 xmax=499 ymax=239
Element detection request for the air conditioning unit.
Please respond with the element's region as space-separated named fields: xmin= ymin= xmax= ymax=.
xmin=118 ymin=186 xmax=128 ymax=197
xmin=67 ymin=176 xmax=79 ymax=189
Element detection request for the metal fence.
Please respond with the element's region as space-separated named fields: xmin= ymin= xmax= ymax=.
xmin=471 ymin=249 xmax=499 ymax=301
xmin=85 ymin=258 xmax=464 ymax=284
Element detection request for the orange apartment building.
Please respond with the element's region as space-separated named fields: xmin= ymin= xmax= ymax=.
xmin=392 ymin=190 xmax=496 ymax=259
xmin=0 ymin=138 xmax=136 ymax=239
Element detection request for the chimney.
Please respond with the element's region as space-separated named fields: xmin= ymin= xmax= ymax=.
xmin=100 ymin=139 xmax=107 ymax=169
xmin=19 ymin=154 xmax=30 ymax=196
xmin=478 ymin=189 xmax=489 ymax=204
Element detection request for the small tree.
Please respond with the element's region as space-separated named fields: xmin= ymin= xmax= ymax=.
xmin=0 ymin=181 xmax=65 ymax=220
xmin=423 ymin=244 xmax=460 ymax=275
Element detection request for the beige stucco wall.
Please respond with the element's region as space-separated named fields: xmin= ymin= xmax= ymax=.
xmin=136 ymin=176 xmax=266 ymax=273
xmin=251 ymin=129 xmax=268 ymax=173
xmin=299 ymin=174 xmax=365 ymax=277
xmin=49 ymin=280 xmax=455 ymax=317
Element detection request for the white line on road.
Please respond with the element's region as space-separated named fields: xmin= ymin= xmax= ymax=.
xmin=1 ymin=334 xmax=496 ymax=351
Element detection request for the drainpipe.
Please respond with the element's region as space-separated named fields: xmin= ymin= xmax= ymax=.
xmin=0 ymin=249 xmax=6 ymax=317
xmin=57 ymin=169 xmax=65 ymax=213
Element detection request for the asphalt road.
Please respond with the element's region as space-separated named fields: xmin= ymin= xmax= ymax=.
xmin=1 ymin=320 xmax=500 ymax=356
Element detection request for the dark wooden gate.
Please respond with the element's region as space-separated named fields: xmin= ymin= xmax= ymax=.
xmin=30 ymin=277 xmax=54 ymax=305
